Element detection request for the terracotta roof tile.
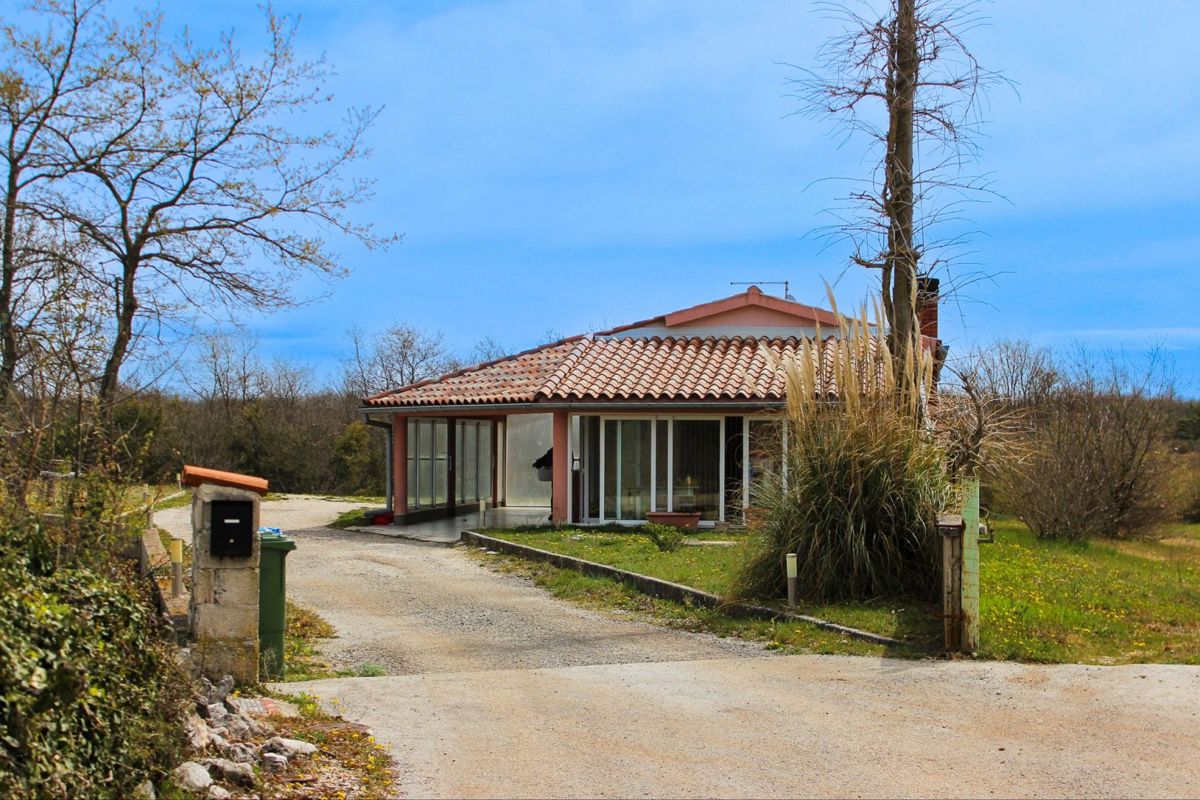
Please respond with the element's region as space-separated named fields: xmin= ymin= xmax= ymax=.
xmin=364 ymin=335 xmax=888 ymax=408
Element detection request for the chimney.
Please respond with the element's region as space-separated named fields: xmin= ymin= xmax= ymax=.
xmin=917 ymin=276 xmax=940 ymax=339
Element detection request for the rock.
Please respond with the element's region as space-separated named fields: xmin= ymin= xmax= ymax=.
xmin=208 ymin=730 xmax=228 ymax=752
xmin=133 ymin=779 xmax=156 ymax=799
xmin=203 ymin=757 xmax=256 ymax=787
xmin=222 ymin=714 xmax=251 ymax=741
xmin=202 ymin=702 xmax=231 ymax=723
xmin=261 ymin=752 xmax=288 ymax=773
xmin=172 ymin=761 xmax=213 ymax=792
xmin=221 ymin=741 xmax=259 ymax=763
xmin=262 ymin=736 xmax=318 ymax=757
xmin=206 ymin=786 xmax=231 ymax=800
xmin=247 ymin=716 xmax=274 ymax=737
xmin=184 ymin=713 xmax=211 ymax=752
xmin=212 ymin=675 xmax=235 ymax=703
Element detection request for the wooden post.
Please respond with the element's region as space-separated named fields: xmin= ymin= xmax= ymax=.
xmin=938 ymin=514 xmax=965 ymax=651
xmin=960 ymin=478 xmax=981 ymax=652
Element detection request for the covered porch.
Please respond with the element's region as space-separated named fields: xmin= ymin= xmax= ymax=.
xmin=377 ymin=407 xmax=785 ymax=528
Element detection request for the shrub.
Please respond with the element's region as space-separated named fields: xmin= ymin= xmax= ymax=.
xmin=0 ymin=522 xmax=189 ymax=798
xmin=730 ymin=304 xmax=954 ymax=602
xmin=1173 ymin=453 xmax=1200 ymax=524
xmin=643 ymin=522 xmax=685 ymax=552
xmin=999 ymin=358 xmax=1177 ymax=540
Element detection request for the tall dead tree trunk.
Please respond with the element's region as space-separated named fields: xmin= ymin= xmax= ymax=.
xmin=886 ymin=0 xmax=920 ymax=399
xmin=798 ymin=0 xmax=1004 ymax=412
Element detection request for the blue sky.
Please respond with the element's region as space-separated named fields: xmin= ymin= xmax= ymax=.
xmin=148 ymin=1 xmax=1200 ymax=394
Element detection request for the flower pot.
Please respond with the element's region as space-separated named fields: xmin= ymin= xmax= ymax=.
xmin=646 ymin=511 xmax=702 ymax=529
xmin=536 ymin=467 xmax=552 ymax=482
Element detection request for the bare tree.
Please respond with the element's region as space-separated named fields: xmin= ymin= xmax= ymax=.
xmin=344 ymin=324 xmax=457 ymax=398
xmin=468 ymin=335 xmax=509 ymax=364
xmin=0 ymin=0 xmax=142 ymax=401
xmin=28 ymin=6 xmax=391 ymax=408
xmin=797 ymin=0 xmax=1005 ymax=400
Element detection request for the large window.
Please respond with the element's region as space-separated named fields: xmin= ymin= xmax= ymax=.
xmin=602 ymin=419 xmax=652 ymax=520
xmin=671 ymin=420 xmax=721 ymax=521
xmin=406 ymin=418 xmax=449 ymax=510
xmin=746 ymin=418 xmax=783 ymax=508
xmin=506 ymin=414 xmax=552 ymax=506
xmin=455 ymin=420 xmax=493 ymax=505
xmin=593 ymin=416 xmax=725 ymax=523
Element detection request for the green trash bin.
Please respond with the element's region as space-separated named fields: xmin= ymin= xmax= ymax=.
xmin=258 ymin=529 xmax=297 ymax=679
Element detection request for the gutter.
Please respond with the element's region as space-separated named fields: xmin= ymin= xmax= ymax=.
xmin=356 ymin=400 xmax=787 ymax=415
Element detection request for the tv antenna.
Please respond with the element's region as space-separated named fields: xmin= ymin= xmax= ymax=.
xmin=731 ymin=280 xmax=794 ymax=301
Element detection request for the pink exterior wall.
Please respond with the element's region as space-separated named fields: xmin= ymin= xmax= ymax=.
xmin=669 ymin=304 xmax=817 ymax=329
xmin=550 ymin=411 xmax=569 ymax=523
xmin=392 ymin=414 xmax=407 ymax=514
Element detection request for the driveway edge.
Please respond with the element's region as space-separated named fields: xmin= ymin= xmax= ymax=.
xmin=460 ymin=529 xmax=907 ymax=647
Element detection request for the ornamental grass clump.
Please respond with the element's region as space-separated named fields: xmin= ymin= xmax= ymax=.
xmin=730 ymin=299 xmax=954 ymax=602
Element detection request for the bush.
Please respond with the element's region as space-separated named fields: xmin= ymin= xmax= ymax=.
xmin=643 ymin=523 xmax=685 ymax=552
xmin=0 ymin=522 xmax=189 ymax=798
xmin=730 ymin=312 xmax=954 ymax=602
xmin=1000 ymin=359 xmax=1177 ymax=540
xmin=1174 ymin=453 xmax=1200 ymax=524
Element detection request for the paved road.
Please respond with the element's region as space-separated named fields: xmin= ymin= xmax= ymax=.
xmin=272 ymin=520 xmax=1200 ymax=799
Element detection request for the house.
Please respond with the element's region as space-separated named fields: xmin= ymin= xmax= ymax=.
xmin=360 ymin=282 xmax=942 ymax=526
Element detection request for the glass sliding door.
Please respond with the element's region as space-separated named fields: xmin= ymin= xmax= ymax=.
xmin=455 ymin=420 xmax=494 ymax=505
xmin=407 ymin=418 xmax=450 ymax=510
xmin=671 ymin=419 xmax=721 ymax=521
xmin=602 ymin=419 xmax=652 ymax=521
xmin=581 ymin=416 xmax=600 ymax=519
xmin=747 ymin=419 xmax=783 ymax=506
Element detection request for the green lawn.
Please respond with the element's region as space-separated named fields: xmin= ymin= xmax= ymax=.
xmin=980 ymin=519 xmax=1200 ymax=664
xmin=467 ymin=547 xmax=910 ymax=658
xmin=483 ymin=520 xmax=1200 ymax=664
xmin=482 ymin=527 xmax=750 ymax=594
xmin=482 ymin=526 xmax=941 ymax=648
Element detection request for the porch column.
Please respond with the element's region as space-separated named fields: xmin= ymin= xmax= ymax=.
xmin=392 ymin=414 xmax=407 ymax=516
xmin=551 ymin=410 xmax=569 ymax=524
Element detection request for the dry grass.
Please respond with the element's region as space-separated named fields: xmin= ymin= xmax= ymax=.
xmin=257 ymin=701 xmax=397 ymax=799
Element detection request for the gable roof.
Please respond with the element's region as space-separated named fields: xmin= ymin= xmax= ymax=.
xmin=593 ymin=285 xmax=841 ymax=337
xmin=363 ymin=334 xmax=891 ymax=408
xmin=362 ymin=288 xmax=924 ymax=410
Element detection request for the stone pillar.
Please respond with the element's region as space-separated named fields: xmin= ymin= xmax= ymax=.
xmin=551 ymin=411 xmax=569 ymax=524
xmin=190 ymin=482 xmax=261 ymax=683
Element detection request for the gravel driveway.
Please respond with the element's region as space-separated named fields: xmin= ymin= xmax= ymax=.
xmin=154 ymin=494 xmax=366 ymax=544
xmin=275 ymin=522 xmax=1200 ymax=799
xmin=296 ymin=657 xmax=1200 ymax=799
xmin=283 ymin=526 xmax=765 ymax=675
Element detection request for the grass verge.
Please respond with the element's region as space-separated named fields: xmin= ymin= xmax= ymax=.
xmin=465 ymin=547 xmax=925 ymax=658
xmin=483 ymin=520 xmax=1200 ymax=664
xmin=481 ymin=527 xmax=940 ymax=647
xmin=329 ymin=507 xmax=372 ymax=529
xmin=258 ymin=691 xmax=397 ymax=799
xmin=284 ymin=600 xmax=339 ymax=681
xmin=283 ymin=600 xmax=396 ymax=680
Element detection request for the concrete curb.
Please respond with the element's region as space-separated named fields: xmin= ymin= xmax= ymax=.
xmin=461 ymin=530 xmax=907 ymax=647
xmin=346 ymin=525 xmax=459 ymax=547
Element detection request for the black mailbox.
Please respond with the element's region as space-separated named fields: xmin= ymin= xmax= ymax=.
xmin=210 ymin=500 xmax=254 ymax=558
